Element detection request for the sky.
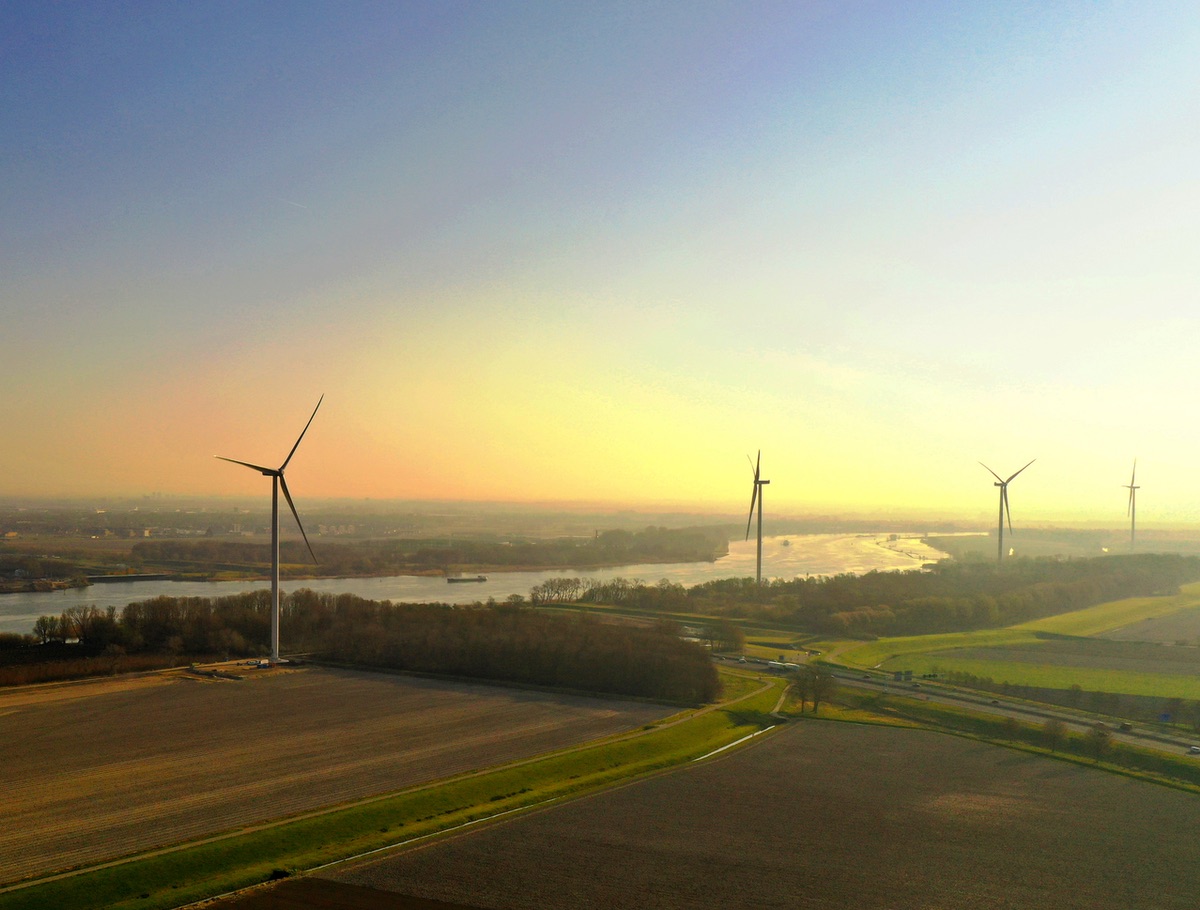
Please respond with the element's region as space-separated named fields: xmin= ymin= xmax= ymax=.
xmin=4 ymin=1 xmax=1200 ymax=524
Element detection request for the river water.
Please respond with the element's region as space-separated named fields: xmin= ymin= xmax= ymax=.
xmin=0 ymin=533 xmax=949 ymax=635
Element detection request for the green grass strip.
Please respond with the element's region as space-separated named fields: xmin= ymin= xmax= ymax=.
xmin=1017 ymin=581 xmax=1200 ymax=636
xmin=0 ymin=675 xmax=786 ymax=910
xmin=907 ymin=655 xmax=1200 ymax=698
xmin=840 ymin=628 xmax=1037 ymax=669
xmin=838 ymin=581 xmax=1200 ymax=679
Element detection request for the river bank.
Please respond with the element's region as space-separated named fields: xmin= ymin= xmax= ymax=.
xmin=0 ymin=533 xmax=950 ymax=635
xmin=0 ymin=577 xmax=88 ymax=595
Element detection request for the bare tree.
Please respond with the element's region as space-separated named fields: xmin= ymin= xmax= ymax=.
xmin=32 ymin=615 xmax=63 ymax=644
xmin=1084 ymin=723 xmax=1113 ymax=761
xmin=789 ymin=668 xmax=812 ymax=713
xmin=790 ymin=665 xmax=836 ymax=715
xmin=1042 ymin=717 xmax=1068 ymax=752
xmin=809 ymin=665 xmax=837 ymax=715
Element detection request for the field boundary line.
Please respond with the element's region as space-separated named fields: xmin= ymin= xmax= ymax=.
xmin=692 ymin=725 xmax=775 ymax=762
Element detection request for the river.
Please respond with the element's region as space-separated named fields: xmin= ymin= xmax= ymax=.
xmin=0 ymin=533 xmax=950 ymax=635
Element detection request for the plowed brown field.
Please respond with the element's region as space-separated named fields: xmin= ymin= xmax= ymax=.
xmin=0 ymin=666 xmax=672 ymax=885
xmin=325 ymin=721 xmax=1200 ymax=910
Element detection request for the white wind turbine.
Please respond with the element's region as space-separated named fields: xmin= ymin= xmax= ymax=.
xmin=1123 ymin=459 xmax=1139 ymax=552
xmin=217 ymin=396 xmax=322 ymax=664
xmin=979 ymin=459 xmax=1035 ymax=564
xmin=745 ymin=451 xmax=770 ymax=586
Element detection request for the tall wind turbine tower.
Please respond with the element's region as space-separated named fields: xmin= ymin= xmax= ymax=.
xmin=979 ymin=459 xmax=1035 ymax=564
xmin=745 ymin=451 xmax=770 ymax=586
xmin=217 ymin=396 xmax=322 ymax=664
xmin=1124 ymin=459 xmax=1139 ymax=551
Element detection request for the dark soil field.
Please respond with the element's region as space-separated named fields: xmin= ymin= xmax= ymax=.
xmin=309 ymin=720 xmax=1200 ymax=910
xmin=1099 ymin=607 xmax=1200 ymax=644
xmin=0 ymin=666 xmax=672 ymax=885
xmin=954 ymin=637 xmax=1200 ymax=675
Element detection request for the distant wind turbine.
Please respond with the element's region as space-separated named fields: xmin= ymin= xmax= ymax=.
xmin=979 ymin=459 xmax=1035 ymax=564
xmin=745 ymin=451 xmax=770 ymax=586
xmin=217 ymin=396 xmax=323 ymax=664
xmin=1124 ymin=459 xmax=1139 ymax=551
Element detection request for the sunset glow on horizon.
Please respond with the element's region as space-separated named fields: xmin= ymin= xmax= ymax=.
xmin=6 ymin=3 xmax=1200 ymax=523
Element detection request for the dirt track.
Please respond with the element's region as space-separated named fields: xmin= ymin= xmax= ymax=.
xmin=0 ymin=666 xmax=671 ymax=885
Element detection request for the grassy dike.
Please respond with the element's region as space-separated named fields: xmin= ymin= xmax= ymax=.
xmin=836 ymin=582 xmax=1200 ymax=673
xmin=0 ymin=671 xmax=785 ymax=910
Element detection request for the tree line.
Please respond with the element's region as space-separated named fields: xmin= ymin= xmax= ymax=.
xmin=520 ymin=555 xmax=1200 ymax=637
xmin=529 ymin=576 xmax=691 ymax=611
xmin=21 ymin=589 xmax=718 ymax=703
xmin=24 ymin=554 xmax=1198 ymax=659
xmin=684 ymin=554 xmax=1200 ymax=636
xmin=310 ymin=596 xmax=718 ymax=704
xmin=127 ymin=525 xmax=730 ymax=577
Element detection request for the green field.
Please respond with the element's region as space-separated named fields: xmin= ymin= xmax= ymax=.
xmin=1020 ymin=582 xmax=1200 ymax=636
xmin=901 ymin=655 xmax=1200 ymax=698
xmin=837 ymin=582 xmax=1200 ymax=698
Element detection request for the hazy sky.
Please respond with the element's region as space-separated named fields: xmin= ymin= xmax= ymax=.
xmin=4 ymin=2 xmax=1200 ymax=523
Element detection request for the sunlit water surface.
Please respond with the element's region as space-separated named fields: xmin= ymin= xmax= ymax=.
xmin=0 ymin=533 xmax=949 ymax=635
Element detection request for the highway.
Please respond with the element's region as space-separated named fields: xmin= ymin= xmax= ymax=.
xmin=719 ymin=652 xmax=1200 ymax=757
xmin=831 ymin=670 xmax=1200 ymax=757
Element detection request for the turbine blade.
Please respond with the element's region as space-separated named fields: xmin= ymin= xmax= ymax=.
xmin=215 ymin=456 xmax=276 ymax=475
xmin=747 ymin=451 xmax=761 ymax=484
xmin=280 ymin=394 xmax=324 ymax=471
xmin=979 ymin=462 xmax=1004 ymax=483
xmin=1005 ymin=458 xmax=1036 ymax=484
xmin=1003 ymin=486 xmax=1013 ymax=533
xmin=279 ymin=475 xmax=317 ymax=564
xmin=745 ymin=484 xmax=759 ymax=541
xmin=1127 ymin=486 xmax=1134 ymax=517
